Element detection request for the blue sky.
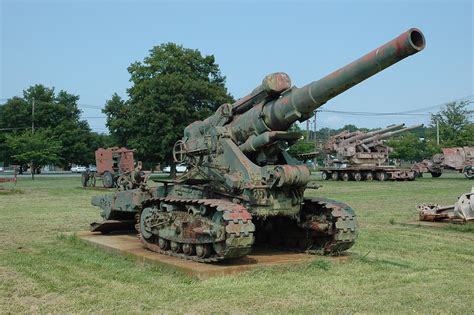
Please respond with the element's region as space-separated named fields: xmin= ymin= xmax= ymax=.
xmin=1 ymin=0 xmax=472 ymax=133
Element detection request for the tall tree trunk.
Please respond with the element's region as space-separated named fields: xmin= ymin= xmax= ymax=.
xmin=31 ymin=162 xmax=35 ymax=180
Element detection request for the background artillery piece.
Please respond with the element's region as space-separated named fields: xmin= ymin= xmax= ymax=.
xmin=82 ymin=147 xmax=137 ymax=188
xmin=412 ymin=146 xmax=474 ymax=179
xmin=320 ymin=124 xmax=423 ymax=181
xmin=90 ymin=28 xmax=426 ymax=262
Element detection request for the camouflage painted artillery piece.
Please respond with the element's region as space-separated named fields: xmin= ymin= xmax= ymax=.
xmin=418 ymin=187 xmax=474 ymax=223
xmin=320 ymin=123 xmax=423 ymax=181
xmin=91 ymin=28 xmax=426 ymax=262
xmin=412 ymin=147 xmax=474 ymax=179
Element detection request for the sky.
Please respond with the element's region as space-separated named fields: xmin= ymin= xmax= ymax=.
xmin=1 ymin=0 xmax=473 ymax=133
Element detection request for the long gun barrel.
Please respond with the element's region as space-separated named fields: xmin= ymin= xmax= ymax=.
xmin=345 ymin=124 xmax=406 ymax=143
xmin=360 ymin=124 xmax=423 ymax=144
xmin=230 ymin=28 xmax=425 ymax=145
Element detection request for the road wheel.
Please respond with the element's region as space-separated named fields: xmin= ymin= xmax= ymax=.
xmin=376 ymin=171 xmax=387 ymax=181
xmin=170 ymin=241 xmax=182 ymax=253
xmin=196 ymin=244 xmax=211 ymax=258
xmin=81 ymin=172 xmax=89 ymax=187
xmin=365 ymin=172 xmax=373 ymax=181
xmin=158 ymin=238 xmax=170 ymax=250
xmin=430 ymin=172 xmax=442 ymax=178
xmin=342 ymin=172 xmax=350 ymax=181
xmin=463 ymin=166 xmax=474 ymax=179
xmin=183 ymin=243 xmax=195 ymax=256
xmin=103 ymin=171 xmax=114 ymax=188
xmin=331 ymin=172 xmax=339 ymax=181
xmin=353 ymin=172 xmax=362 ymax=181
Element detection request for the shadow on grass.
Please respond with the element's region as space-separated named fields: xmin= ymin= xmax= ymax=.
xmin=397 ymin=221 xmax=474 ymax=233
xmin=442 ymin=224 xmax=474 ymax=233
xmin=352 ymin=253 xmax=416 ymax=270
xmin=0 ymin=187 xmax=24 ymax=195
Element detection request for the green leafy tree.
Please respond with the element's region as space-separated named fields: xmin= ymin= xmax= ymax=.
xmin=104 ymin=43 xmax=233 ymax=175
xmin=6 ymin=130 xmax=61 ymax=179
xmin=429 ymin=100 xmax=473 ymax=147
xmin=0 ymin=84 xmax=95 ymax=168
xmin=386 ymin=133 xmax=425 ymax=161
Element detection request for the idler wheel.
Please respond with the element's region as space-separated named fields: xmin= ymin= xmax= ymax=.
xmin=170 ymin=241 xmax=182 ymax=253
xmin=196 ymin=244 xmax=211 ymax=258
xmin=182 ymin=243 xmax=195 ymax=256
xmin=321 ymin=172 xmax=329 ymax=180
xmin=158 ymin=238 xmax=170 ymax=250
xmin=139 ymin=207 xmax=155 ymax=240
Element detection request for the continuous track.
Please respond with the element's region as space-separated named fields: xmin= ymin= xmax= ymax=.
xmin=136 ymin=197 xmax=255 ymax=263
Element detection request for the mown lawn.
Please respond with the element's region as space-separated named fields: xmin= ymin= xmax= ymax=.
xmin=0 ymin=174 xmax=473 ymax=313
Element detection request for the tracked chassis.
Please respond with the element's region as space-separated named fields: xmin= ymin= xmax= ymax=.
xmin=92 ymin=192 xmax=357 ymax=262
xmin=90 ymin=28 xmax=425 ymax=262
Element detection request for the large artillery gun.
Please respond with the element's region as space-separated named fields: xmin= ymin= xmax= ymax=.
xmin=412 ymin=147 xmax=474 ymax=179
xmin=321 ymin=124 xmax=423 ymax=181
xmin=91 ymin=28 xmax=426 ymax=262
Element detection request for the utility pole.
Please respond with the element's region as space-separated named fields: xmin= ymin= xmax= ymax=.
xmin=306 ymin=119 xmax=310 ymax=140
xmin=436 ymin=119 xmax=439 ymax=145
xmin=313 ymin=110 xmax=317 ymax=169
xmin=32 ymin=98 xmax=35 ymax=134
xmin=31 ymin=98 xmax=35 ymax=180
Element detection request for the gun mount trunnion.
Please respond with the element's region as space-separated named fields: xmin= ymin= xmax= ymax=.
xmin=91 ymin=28 xmax=426 ymax=262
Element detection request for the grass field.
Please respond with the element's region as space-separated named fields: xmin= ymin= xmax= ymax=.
xmin=1 ymin=174 xmax=473 ymax=313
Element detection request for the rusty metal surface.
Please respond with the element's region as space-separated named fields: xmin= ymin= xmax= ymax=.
xmin=85 ymin=147 xmax=140 ymax=188
xmin=413 ymin=147 xmax=474 ymax=179
xmin=417 ymin=187 xmax=474 ymax=223
xmin=76 ymin=231 xmax=350 ymax=279
xmin=0 ymin=166 xmax=18 ymax=184
xmin=95 ymin=147 xmax=135 ymax=175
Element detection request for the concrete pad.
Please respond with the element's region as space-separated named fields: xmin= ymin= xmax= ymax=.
xmin=76 ymin=231 xmax=350 ymax=279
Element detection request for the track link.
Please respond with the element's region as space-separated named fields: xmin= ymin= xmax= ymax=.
xmin=254 ymin=197 xmax=358 ymax=255
xmin=136 ymin=197 xmax=255 ymax=263
xmin=308 ymin=197 xmax=358 ymax=253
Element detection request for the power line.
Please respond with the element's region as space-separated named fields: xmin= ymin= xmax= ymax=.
xmin=318 ymin=110 xmax=429 ymax=117
xmin=317 ymin=95 xmax=473 ymax=117
xmin=0 ymin=127 xmax=30 ymax=131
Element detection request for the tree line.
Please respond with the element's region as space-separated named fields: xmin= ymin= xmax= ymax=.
xmin=0 ymin=85 xmax=113 ymax=177
xmin=1 ymin=42 xmax=472 ymax=177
